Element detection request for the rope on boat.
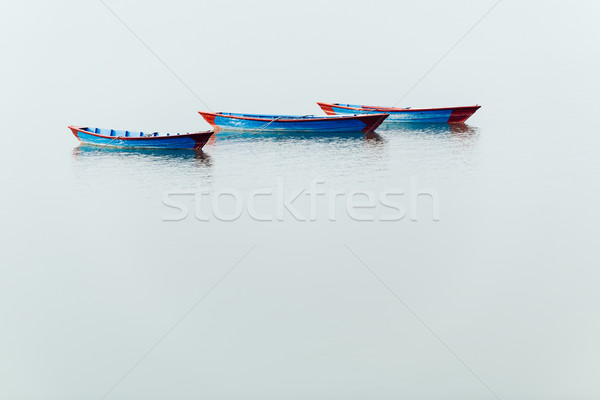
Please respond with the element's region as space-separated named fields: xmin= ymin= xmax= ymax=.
xmin=96 ymin=135 xmax=124 ymax=150
xmin=256 ymin=117 xmax=281 ymax=133
xmin=220 ymin=117 xmax=282 ymax=139
xmin=216 ymin=114 xmax=322 ymax=140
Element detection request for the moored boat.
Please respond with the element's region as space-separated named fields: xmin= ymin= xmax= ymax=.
xmin=198 ymin=111 xmax=389 ymax=133
xmin=68 ymin=126 xmax=213 ymax=150
xmin=317 ymin=102 xmax=480 ymax=123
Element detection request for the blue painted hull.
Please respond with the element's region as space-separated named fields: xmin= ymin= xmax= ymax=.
xmin=215 ymin=130 xmax=367 ymax=141
xmin=317 ymin=103 xmax=481 ymax=123
xmin=199 ymin=112 xmax=388 ymax=133
xmin=331 ymin=105 xmax=450 ymax=122
xmin=69 ymin=127 xmax=213 ymax=150
xmin=213 ymin=115 xmax=370 ymax=132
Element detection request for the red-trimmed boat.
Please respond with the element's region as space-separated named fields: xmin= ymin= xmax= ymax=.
xmin=198 ymin=111 xmax=389 ymax=133
xmin=317 ymin=102 xmax=480 ymax=123
xmin=69 ymin=126 xmax=213 ymax=150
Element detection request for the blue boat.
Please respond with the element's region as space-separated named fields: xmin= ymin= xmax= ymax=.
xmin=198 ymin=111 xmax=389 ymax=133
xmin=68 ymin=126 xmax=213 ymax=150
xmin=317 ymin=102 xmax=480 ymax=123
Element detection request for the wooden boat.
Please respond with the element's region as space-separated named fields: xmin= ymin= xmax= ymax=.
xmin=68 ymin=126 xmax=213 ymax=150
xmin=317 ymin=102 xmax=480 ymax=123
xmin=198 ymin=111 xmax=389 ymax=133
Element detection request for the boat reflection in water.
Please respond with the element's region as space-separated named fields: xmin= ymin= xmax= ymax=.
xmin=72 ymin=143 xmax=212 ymax=168
xmin=378 ymin=122 xmax=478 ymax=143
xmin=213 ymin=129 xmax=383 ymax=144
xmin=377 ymin=122 xmax=478 ymax=135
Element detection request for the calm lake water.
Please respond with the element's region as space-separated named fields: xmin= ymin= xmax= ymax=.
xmin=2 ymin=99 xmax=599 ymax=399
xmin=2 ymin=0 xmax=600 ymax=397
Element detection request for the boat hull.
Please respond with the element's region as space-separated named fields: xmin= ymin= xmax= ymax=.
xmin=317 ymin=102 xmax=480 ymax=123
xmin=199 ymin=112 xmax=388 ymax=133
xmin=69 ymin=126 xmax=213 ymax=150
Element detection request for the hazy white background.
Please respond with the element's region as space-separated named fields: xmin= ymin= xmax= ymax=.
xmin=4 ymin=0 xmax=598 ymax=132
xmin=1 ymin=0 xmax=600 ymax=399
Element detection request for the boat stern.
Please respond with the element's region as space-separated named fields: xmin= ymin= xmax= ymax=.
xmin=191 ymin=131 xmax=214 ymax=150
xmin=198 ymin=111 xmax=218 ymax=127
xmin=68 ymin=126 xmax=84 ymax=141
xmin=316 ymin=102 xmax=336 ymax=115
xmin=358 ymin=113 xmax=389 ymax=133
xmin=447 ymin=105 xmax=481 ymax=123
